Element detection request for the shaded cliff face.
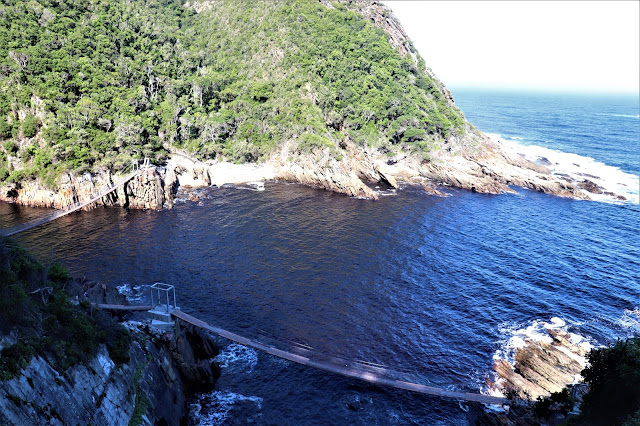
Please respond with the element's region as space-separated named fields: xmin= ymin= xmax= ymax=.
xmin=0 ymin=239 xmax=221 ymax=424
xmin=0 ymin=340 xmax=185 ymax=426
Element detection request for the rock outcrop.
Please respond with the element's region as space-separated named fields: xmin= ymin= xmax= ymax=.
xmin=0 ymin=314 xmax=222 ymax=425
xmin=0 ymin=339 xmax=186 ymax=425
xmin=491 ymin=320 xmax=592 ymax=400
xmin=268 ymin=133 xmax=591 ymax=201
xmin=170 ymin=321 xmax=221 ymax=392
xmin=0 ymin=165 xmax=173 ymax=211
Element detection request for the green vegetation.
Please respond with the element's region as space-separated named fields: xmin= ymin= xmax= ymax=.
xmin=0 ymin=237 xmax=130 ymax=379
xmin=533 ymin=388 xmax=574 ymax=420
xmin=532 ymin=338 xmax=640 ymax=425
xmin=578 ymin=338 xmax=640 ymax=425
xmin=0 ymin=0 xmax=467 ymax=188
xmin=128 ymin=362 xmax=151 ymax=426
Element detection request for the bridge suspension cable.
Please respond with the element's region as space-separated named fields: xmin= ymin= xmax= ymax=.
xmin=1 ymin=160 xmax=145 ymax=237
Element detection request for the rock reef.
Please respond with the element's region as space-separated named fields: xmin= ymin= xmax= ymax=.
xmin=491 ymin=319 xmax=591 ymax=400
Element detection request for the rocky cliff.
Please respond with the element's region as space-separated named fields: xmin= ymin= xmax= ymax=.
xmin=0 ymin=314 xmax=221 ymax=425
xmin=0 ymin=238 xmax=220 ymax=425
xmin=0 ymin=338 xmax=184 ymax=425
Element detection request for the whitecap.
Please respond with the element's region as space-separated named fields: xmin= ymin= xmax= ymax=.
xmin=189 ymin=390 xmax=263 ymax=426
xmin=214 ymin=343 xmax=258 ymax=373
xmin=595 ymin=113 xmax=639 ymax=119
xmin=116 ymin=283 xmax=147 ymax=302
xmin=618 ymin=308 xmax=640 ymax=335
xmin=376 ymin=188 xmax=397 ymax=197
xmin=487 ymin=133 xmax=639 ymax=204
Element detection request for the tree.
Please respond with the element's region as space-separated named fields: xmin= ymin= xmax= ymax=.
xmin=22 ymin=114 xmax=38 ymax=138
xmin=581 ymin=338 xmax=640 ymax=425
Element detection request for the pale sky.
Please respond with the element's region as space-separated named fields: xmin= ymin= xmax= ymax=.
xmin=385 ymin=1 xmax=640 ymax=94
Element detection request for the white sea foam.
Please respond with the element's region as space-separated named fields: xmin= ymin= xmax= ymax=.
xmin=595 ymin=113 xmax=640 ymax=119
xmin=618 ymin=308 xmax=640 ymax=336
xmin=487 ymin=133 xmax=640 ymax=204
xmin=190 ymin=390 xmax=263 ymax=425
xmin=486 ymin=317 xmax=596 ymax=397
xmin=214 ymin=343 xmax=258 ymax=373
xmin=376 ymin=188 xmax=397 ymax=197
xmin=116 ymin=283 xmax=147 ymax=302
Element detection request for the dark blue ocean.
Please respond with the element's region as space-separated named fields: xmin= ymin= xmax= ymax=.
xmin=1 ymin=89 xmax=638 ymax=424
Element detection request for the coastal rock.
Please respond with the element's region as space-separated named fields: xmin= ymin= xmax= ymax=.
xmin=0 ymin=165 xmax=170 ymax=211
xmin=422 ymin=183 xmax=445 ymax=197
xmin=71 ymin=278 xmax=128 ymax=305
xmin=577 ymin=179 xmax=604 ymax=194
xmin=273 ymin=146 xmax=379 ymax=199
xmin=170 ymin=321 xmax=220 ymax=392
xmin=0 ymin=340 xmax=186 ymax=425
xmin=492 ymin=320 xmax=590 ymax=401
xmin=121 ymin=167 xmax=165 ymax=210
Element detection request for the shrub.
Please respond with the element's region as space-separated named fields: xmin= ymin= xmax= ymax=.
xmin=580 ymin=338 xmax=640 ymax=424
xmin=22 ymin=115 xmax=38 ymax=138
xmin=0 ymin=238 xmax=132 ymax=379
xmin=3 ymin=140 xmax=17 ymax=154
xmin=47 ymin=262 xmax=70 ymax=283
xmin=0 ymin=117 xmax=11 ymax=139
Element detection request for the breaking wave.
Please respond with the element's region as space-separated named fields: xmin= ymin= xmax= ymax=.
xmin=189 ymin=391 xmax=263 ymax=426
xmin=116 ymin=283 xmax=147 ymax=302
xmin=213 ymin=343 xmax=259 ymax=373
xmin=489 ymin=133 xmax=640 ymax=204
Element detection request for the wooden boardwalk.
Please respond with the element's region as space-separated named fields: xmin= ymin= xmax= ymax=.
xmin=171 ymin=309 xmax=509 ymax=406
xmin=96 ymin=303 xmax=152 ymax=311
xmin=1 ymin=170 xmax=139 ymax=237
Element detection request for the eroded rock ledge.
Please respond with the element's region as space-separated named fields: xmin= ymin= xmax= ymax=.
xmin=491 ymin=319 xmax=592 ymax=400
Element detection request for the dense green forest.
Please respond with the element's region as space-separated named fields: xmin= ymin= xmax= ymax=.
xmin=0 ymin=0 xmax=466 ymax=188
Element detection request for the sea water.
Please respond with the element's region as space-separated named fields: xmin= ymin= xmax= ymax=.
xmin=1 ymin=89 xmax=638 ymax=424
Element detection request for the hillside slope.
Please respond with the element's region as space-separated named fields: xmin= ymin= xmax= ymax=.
xmin=0 ymin=0 xmax=588 ymax=204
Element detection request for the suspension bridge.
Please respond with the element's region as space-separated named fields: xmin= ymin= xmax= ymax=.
xmin=1 ymin=158 xmax=151 ymax=237
xmin=101 ymin=283 xmax=510 ymax=407
xmin=2 ymin=164 xmax=511 ymax=406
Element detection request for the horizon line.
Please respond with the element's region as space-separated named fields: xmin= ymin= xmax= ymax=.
xmin=447 ymin=84 xmax=640 ymax=96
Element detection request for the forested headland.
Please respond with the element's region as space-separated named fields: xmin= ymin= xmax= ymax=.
xmin=0 ymin=0 xmax=466 ymax=189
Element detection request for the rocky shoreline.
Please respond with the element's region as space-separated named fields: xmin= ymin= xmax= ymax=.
xmin=490 ymin=318 xmax=592 ymax=400
xmin=1 ymin=129 xmax=615 ymax=213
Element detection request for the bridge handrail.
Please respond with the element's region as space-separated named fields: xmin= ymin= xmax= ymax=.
xmin=1 ymin=165 xmax=140 ymax=237
xmin=170 ymin=309 xmax=510 ymax=406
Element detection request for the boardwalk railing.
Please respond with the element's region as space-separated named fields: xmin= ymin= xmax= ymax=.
xmin=171 ymin=309 xmax=510 ymax=406
xmin=1 ymin=166 xmax=140 ymax=237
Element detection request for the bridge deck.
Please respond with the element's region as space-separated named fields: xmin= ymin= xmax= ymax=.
xmin=96 ymin=304 xmax=152 ymax=311
xmin=1 ymin=170 xmax=139 ymax=237
xmin=171 ymin=309 xmax=509 ymax=406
